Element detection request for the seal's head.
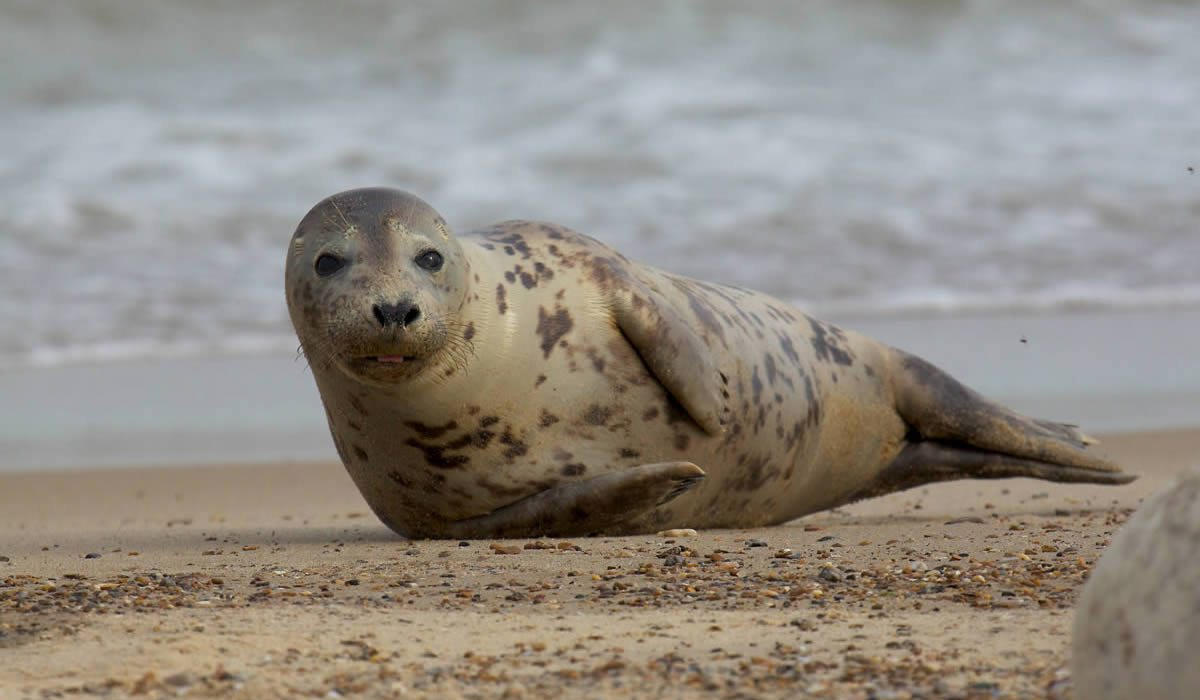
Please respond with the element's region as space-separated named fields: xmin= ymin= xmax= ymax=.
xmin=286 ymin=187 xmax=471 ymax=385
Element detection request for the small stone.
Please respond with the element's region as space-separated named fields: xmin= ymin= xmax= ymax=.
xmin=746 ymin=539 xmax=768 ymax=548
xmin=656 ymin=528 xmax=697 ymax=537
xmin=458 ymin=541 xmax=470 ymax=547
xmin=0 ymin=555 xmax=9 ymax=562
xmin=944 ymin=516 xmax=985 ymax=525
xmin=84 ymin=552 xmax=101 ymax=559
xmin=490 ymin=544 xmax=522 ymax=555
xmin=162 ymin=672 xmax=196 ymax=688
xmin=817 ymin=566 xmax=843 ymax=583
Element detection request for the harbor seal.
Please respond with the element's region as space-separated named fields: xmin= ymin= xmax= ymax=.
xmin=285 ymin=187 xmax=1134 ymax=538
xmin=1071 ymin=468 xmax=1200 ymax=699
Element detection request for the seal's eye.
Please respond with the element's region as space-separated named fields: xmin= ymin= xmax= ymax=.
xmin=415 ymin=250 xmax=444 ymax=271
xmin=315 ymin=253 xmax=345 ymax=277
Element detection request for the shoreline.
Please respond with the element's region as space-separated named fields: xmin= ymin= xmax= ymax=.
xmin=3 ymin=307 xmax=1199 ymax=473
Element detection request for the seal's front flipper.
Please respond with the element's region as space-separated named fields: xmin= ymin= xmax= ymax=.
xmin=608 ymin=271 xmax=730 ymax=435
xmin=444 ymin=462 xmax=705 ymax=539
xmin=885 ymin=349 xmax=1135 ymax=488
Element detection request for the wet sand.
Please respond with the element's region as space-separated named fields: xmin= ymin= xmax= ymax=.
xmin=1 ymin=429 xmax=1195 ymax=699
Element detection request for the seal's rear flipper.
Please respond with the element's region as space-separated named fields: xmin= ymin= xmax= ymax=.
xmin=443 ymin=462 xmax=705 ymax=539
xmin=856 ymin=441 xmax=1137 ymax=501
xmin=884 ymin=349 xmax=1135 ymax=488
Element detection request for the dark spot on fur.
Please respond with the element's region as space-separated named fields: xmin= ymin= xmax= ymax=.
xmin=352 ymin=445 xmax=369 ymax=462
xmin=586 ymin=348 xmax=606 ymax=373
xmin=483 ymin=229 xmax=533 ymax=259
xmin=479 ymin=416 xmax=500 ymax=428
xmin=808 ymin=318 xmax=854 ymax=366
xmin=404 ymin=420 xmax=459 ymax=439
xmin=618 ymin=448 xmax=641 ymax=459
xmin=470 ymin=430 xmax=495 ymax=448
xmin=751 ymin=366 xmax=763 ymax=405
xmin=671 ymin=278 xmax=727 ymax=344
xmin=535 ymin=374 xmax=547 ymax=388
xmin=496 ymin=284 xmax=508 ymax=315
xmin=347 ymin=420 xmax=361 ymax=432
xmin=536 ymin=305 xmax=574 ymax=358
xmin=582 ymin=404 xmax=612 ymax=426
xmin=763 ymin=354 xmax=778 ymax=387
xmin=504 ymin=270 xmax=516 ymax=283
xmin=778 ymin=333 xmax=801 ymax=365
xmin=347 ymin=394 xmax=368 ymax=417
xmin=642 ymin=407 xmax=660 ymax=421
xmin=463 ymin=322 xmax=476 ymax=341
xmin=519 ymin=271 xmax=536 ymax=289
xmin=387 ymin=470 xmax=411 ymax=487
xmin=561 ymin=463 xmax=586 ymax=477
xmin=404 ymin=437 xmax=470 ymax=470
xmin=499 ymin=428 xmax=529 ymax=460
xmin=539 ymin=410 xmax=560 ymax=428
xmin=533 ymin=261 xmax=553 ymax=280
xmin=674 ymin=433 xmax=690 ymax=450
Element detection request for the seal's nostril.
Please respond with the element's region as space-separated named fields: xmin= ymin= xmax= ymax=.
xmin=373 ymin=301 xmax=420 ymax=328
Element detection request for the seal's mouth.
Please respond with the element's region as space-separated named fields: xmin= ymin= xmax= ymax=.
xmin=369 ymin=355 xmax=416 ymax=364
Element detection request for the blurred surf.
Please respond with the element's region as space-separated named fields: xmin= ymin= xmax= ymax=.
xmin=1 ymin=0 xmax=1197 ymax=370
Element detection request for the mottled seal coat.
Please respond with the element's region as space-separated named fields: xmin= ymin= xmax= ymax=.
xmin=1072 ymin=468 xmax=1200 ymax=699
xmin=285 ymin=187 xmax=1133 ymax=538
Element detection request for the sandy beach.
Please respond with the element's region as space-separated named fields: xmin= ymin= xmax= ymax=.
xmin=2 ymin=428 xmax=1194 ymax=699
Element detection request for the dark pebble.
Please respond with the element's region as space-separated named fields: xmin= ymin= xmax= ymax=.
xmin=345 ymin=579 xmax=360 ymax=586
xmin=817 ymin=535 xmax=835 ymax=542
xmin=0 ymin=555 xmax=9 ymax=562
xmin=84 ymin=552 xmax=101 ymax=559
xmin=458 ymin=541 xmax=470 ymax=547
xmin=817 ymin=567 xmax=843 ymax=583
xmin=746 ymin=539 xmax=768 ymax=548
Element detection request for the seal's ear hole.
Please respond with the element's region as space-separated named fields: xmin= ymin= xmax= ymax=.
xmin=415 ymin=250 xmax=444 ymax=272
xmin=315 ymin=253 xmax=345 ymax=277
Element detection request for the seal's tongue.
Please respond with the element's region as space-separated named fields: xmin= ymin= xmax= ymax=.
xmin=377 ymin=356 xmax=407 ymax=364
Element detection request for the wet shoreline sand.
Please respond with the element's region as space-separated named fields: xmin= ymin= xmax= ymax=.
xmin=2 ymin=428 xmax=1195 ymax=698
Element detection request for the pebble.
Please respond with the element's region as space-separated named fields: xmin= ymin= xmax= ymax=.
xmin=656 ymin=528 xmax=697 ymax=537
xmin=83 ymin=552 xmax=101 ymax=559
xmin=162 ymin=671 xmax=196 ymax=688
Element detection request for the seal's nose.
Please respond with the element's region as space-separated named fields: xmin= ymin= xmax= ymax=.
xmin=372 ymin=300 xmax=421 ymax=328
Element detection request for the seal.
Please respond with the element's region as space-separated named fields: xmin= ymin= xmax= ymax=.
xmin=1072 ymin=468 xmax=1200 ymax=699
xmin=285 ymin=187 xmax=1134 ymax=538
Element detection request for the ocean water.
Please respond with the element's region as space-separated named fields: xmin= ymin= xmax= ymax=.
xmin=2 ymin=0 xmax=1199 ymax=372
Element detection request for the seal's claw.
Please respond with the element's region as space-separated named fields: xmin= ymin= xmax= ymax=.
xmin=658 ymin=474 xmax=706 ymax=506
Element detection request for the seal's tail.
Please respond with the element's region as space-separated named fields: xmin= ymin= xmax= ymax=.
xmin=862 ymin=349 xmax=1136 ymax=499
